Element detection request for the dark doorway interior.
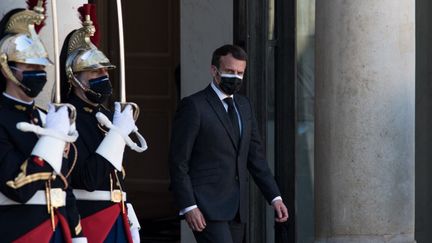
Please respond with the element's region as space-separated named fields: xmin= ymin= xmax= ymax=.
xmin=234 ymin=0 xmax=296 ymax=242
xmin=95 ymin=0 xmax=180 ymax=242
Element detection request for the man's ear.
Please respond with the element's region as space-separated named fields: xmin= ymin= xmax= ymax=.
xmin=210 ymin=65 xmax=218 ymax=78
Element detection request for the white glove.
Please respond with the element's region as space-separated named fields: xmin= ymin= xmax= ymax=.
xmin=131 ymin=227 xmax=140 ymax=243
xmin=95 ymin=103 xmax=146 ymax=170
xmin=69 ymin=121 xmax=77 ymax=136
xmin=95 ymin=102 xmax=135 ymax=171
xmin=72 ymin=237 xmax=88 ymax=243
xmin=45 ymin=105 xmax=70 ymax=135
xmin=127 ymin=203 xmax=141 ymax=242
xmin=31 ymin=104 xmax=70 ymax=174
xmin=113 ymin=102 xmax=136 ymax=136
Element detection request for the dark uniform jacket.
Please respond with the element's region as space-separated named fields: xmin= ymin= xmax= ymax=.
xmin=169 ymin=85 xmax=281 ymax=223
xmin=0 ymin=94 xmax=83 ymax=242
xmin=67 ymin=94 xmax=127 ymax=225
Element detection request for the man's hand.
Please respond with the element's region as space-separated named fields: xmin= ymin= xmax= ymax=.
xmin=185 ymin=208 xmax=207 ymax=232
xmin=272 ymin=200 xmax=289 ymax=223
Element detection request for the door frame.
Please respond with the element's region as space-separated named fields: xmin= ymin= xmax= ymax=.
xmin=234 ymin=0 xmax=296 ymax=242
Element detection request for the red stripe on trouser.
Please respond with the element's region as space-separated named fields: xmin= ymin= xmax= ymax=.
xmin=81 ymin=204 xmax=133 ymax=243
xmin=121 ymin=206 xmax=133 ymax=243
xmin=13 ymin=211 xmax=72 ymax=243
xmin=81 ymin=203 xmax=134 ymax=243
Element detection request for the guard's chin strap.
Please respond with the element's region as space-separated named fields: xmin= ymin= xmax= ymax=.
xmin=0 ymin=54 xmax=31 ymax=92
xmin=95 ymin=112 xmax=147 ymax=153
xmin=67 ymin=68 xmax=102 ymax=99
xmin=16 ymin=122 xmax=78 ymax=143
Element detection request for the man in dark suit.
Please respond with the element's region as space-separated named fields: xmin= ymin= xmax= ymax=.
xmin=169 ymin=44 xmax=288 ymax=243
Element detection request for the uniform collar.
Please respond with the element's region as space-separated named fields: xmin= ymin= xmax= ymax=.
xmin=68 ymin=93 xmax=110 ymax=115
xmin=2 ymin=92 xmax=36 ymax=112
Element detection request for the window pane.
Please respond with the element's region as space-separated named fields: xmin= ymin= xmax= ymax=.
xmin=295 ymin=0 xmax=315 ymax=242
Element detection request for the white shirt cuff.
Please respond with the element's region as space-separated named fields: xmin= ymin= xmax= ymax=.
xmin=271 ymin=196 xmax=282 ymax=204
xmin=179 ymin=205 xmax=197 ymax=215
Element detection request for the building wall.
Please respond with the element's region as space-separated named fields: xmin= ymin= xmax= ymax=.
xmin=415 ymin=0 xmax=432 ymax=242
xmin=0 ymin=0 xmax=86 ymax=108
xmin=180 ymin=0 xmax=232 ymax=242
xmin=180 ymin=0 xmax=233 ymax=97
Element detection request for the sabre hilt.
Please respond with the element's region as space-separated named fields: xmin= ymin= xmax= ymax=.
xmin=53 ymin=103 xmax=77 ymax=124
xmin=95 ymin=110 xmax=147 ymax=153
xmin=120 ymin=102 xmax=140 ymax=121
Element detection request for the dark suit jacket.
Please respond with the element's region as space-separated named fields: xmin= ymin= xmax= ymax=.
xmin=169 ymin=85 xmax=281 ymax=223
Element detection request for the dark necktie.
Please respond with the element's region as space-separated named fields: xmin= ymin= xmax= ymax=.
xmin=224 ymin=97 xmax=240 ymax=144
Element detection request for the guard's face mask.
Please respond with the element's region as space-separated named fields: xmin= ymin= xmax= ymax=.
xmin=11 ymin=66 xmax=47 ymax=98
xmin=217 ymin=71 xmax=243 ymax=95
xmin=84 ymin=75 xmax=113 ymax=104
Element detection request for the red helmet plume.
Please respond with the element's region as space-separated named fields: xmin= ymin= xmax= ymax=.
xmin=26 ymin=0 xmax=46 ymax=33
xmin=78 ymin=3 xmax=99 ymax=46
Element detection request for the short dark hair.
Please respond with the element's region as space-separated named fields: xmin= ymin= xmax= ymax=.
xmin=211 ymin=44 xmax=248 ymax=68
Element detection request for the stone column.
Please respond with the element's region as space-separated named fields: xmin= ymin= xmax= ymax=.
xmin=315 ymin=1 xmax=415 ymax=242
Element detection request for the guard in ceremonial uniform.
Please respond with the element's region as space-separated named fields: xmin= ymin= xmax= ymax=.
xmin=0 ymin=1 xmax=86 ymax=242
xmin=60 ymin=4 xmax=141 ymax=243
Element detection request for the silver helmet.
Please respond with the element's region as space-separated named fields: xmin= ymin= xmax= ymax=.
xmin=65 ymin=4 xmax=115 ymax=87
xmin=0 ymin=0 xmax=52 ymax=87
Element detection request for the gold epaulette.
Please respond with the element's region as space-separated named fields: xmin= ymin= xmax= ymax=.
xmin=6 ymin=160 xmax=53 ymax=189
